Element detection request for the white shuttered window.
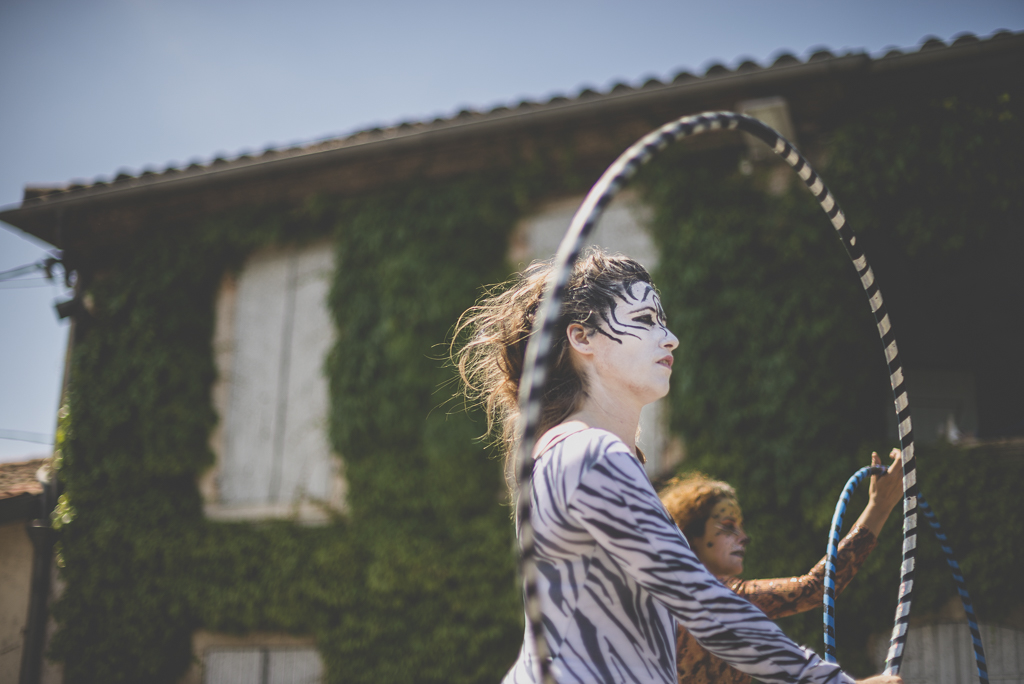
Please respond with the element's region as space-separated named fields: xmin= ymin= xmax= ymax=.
xmin=204 ymin=242 xmax=344 ymax=522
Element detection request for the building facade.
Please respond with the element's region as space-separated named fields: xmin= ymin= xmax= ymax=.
xmin=2 ymin=31 xmax=1022 ymax=684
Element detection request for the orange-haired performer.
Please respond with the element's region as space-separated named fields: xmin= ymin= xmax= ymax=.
xmin=660 ymin=449 xmax=904 ymax=684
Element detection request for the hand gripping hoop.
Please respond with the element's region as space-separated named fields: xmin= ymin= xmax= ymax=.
xmin=513 ymin=111 xmax=918 ymax=683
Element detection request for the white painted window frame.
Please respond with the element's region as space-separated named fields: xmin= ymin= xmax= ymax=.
xmin=201 ymin=241 xmax=345 ymax=523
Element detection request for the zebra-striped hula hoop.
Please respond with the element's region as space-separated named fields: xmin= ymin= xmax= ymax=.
xmin=513 ymin=111 xmax=918 ymax=684
xmin=823 ymin=465 xmax=889 ymax=663
xmin=918 ymin=494 xmax=989 ymax=683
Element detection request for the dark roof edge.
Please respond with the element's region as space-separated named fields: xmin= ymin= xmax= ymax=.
xmin=0 ymin=55 xmax=870 ymax=220
xmin=2 ymin=30 xmax=1021 ymax=227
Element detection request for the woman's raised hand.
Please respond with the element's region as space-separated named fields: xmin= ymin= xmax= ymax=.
xmin=856 ymin=448 xmax=904 ymax=537
xmin=855 ymin=675 xmax=904 ymax=683
xmin=869 ymin=448 xmax=904 ymax=516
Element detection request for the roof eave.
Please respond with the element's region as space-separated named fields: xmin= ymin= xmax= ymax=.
xmin=2 ymin=31 xmax=1021 ymax=245
xmin=0 ymin=54 xmax=873 ymax=227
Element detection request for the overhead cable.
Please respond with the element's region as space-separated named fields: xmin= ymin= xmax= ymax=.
xmin=0 ymin=429 xmax=55 ymax=445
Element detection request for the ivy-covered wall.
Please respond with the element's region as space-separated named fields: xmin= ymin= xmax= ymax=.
xmin=51 ymin=170 xmax=558 ymax=683
xmin=51 ymin=81 xmax=1021 ymax=682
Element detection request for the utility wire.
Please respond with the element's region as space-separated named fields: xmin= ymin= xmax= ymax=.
xmin=0 ymin=277 xmax=66 ymax=290
xmin=0 ymin=429 xmax=54 ymax=445
xmin=0 ymin=263 xmax=43 ymax=281
xmin=0 ymin=256 xmax=64 ymax=284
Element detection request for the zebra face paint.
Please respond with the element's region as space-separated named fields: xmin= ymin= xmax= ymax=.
xmin=577 ymin=281 xmax=679 ymax=407
xmin=591 ymin=281 xmax=671 ymax=344
xmin=693 ymin=498 xmax=749 ymax=577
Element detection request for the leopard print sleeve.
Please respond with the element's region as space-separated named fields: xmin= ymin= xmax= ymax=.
xmin=723 ymin=524 xmax=878 ymax=620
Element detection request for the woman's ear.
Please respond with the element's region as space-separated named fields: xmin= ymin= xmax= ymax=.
xmin=690 ymin=521 xmax=711 ymax=554
xmin=566 ymin=323 xmax=594 ymax=356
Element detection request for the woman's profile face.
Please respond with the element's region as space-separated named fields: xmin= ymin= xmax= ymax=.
xmin=693 ymin=498 xmax=749 ymax=577
xmin=579 ymin=281 xmax=679 ymax=406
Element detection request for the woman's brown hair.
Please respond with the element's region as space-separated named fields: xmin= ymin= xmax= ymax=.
xmin=659 ymin=472 xmax=737 ymax=543
xmin=453 ymin=248 xmax=652 ymax=490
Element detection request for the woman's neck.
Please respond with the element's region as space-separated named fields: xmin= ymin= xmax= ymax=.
xmin=568 ymin=392 xmax=642 ymax=455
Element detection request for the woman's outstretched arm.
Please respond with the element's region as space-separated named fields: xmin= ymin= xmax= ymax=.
xmin=725 ymin=449 xmax=902 ymax=620
xmin=723 ymin=524 xmax=877 ymax=620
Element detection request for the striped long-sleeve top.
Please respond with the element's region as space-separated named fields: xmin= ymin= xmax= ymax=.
xmin=502 ymin=426 xmax=854 ymax=684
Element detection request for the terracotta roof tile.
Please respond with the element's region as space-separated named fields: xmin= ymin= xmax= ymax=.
xmin=0 ymin=458 xmax=49 ymax=502
xmin=771 ymin=53 xmax=800 ymax=67
xmin=952 ymin=33 xmax=980 ymax=47
xmin=703 ymin=63 xmax=730 ymax=77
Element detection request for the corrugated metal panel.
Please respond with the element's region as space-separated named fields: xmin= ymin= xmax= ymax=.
xmin=266 ymin=649 xmax=324 ymax=684
xmin=872 ymin=622 xmax=1024 ymax=683
xmin=204 ymin=649 xmax=262 ymax=684
xmin=204 ymin=647 xmax=324 ymax=684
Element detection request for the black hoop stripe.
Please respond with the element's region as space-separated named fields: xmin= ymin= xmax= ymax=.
xmin=513 ymin=111 xmax=917 ymax=682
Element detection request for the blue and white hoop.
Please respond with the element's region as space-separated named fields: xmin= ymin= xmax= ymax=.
xmin=824 ymin=467 xmax=987 ymax=682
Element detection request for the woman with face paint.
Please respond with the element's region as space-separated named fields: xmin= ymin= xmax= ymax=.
xmin=455 ymin=248 xmax=901 ymax=684
xmin=660 ymin=449 xmax=904 ymax=684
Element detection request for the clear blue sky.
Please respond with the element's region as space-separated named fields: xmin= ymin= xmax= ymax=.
xmin=1 ymin=0 xmax=1022 ymax=462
